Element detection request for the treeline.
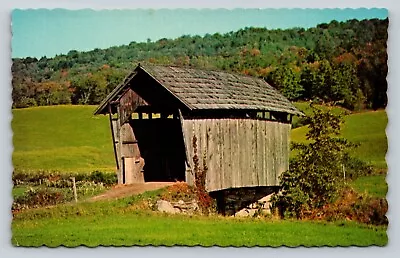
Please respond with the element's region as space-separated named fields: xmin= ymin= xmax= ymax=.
xmin=12 ymin=18 xmax=388 ymax=110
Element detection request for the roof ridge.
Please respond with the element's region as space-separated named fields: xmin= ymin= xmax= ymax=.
xmin=140 ymin=63 xmax=270 ymax=82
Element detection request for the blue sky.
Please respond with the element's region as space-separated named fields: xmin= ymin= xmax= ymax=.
xmin=11 ymin=8 xmax=388 ymax=58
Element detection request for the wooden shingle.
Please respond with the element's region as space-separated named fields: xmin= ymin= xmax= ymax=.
xmin=94 ymin=64 xmax=302 ymax=116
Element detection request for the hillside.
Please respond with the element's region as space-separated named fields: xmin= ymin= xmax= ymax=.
xmin=291 ymin=109 xmax=388 ymax=169
xmin=12 ymin=105 xmax=114 ymax=172
xmin=12 ymin=18 xmax=388 ymax=112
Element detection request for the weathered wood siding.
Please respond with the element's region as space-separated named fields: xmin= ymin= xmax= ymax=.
xmin=118 ymin=122 xmax=145 ymax=184
xmin=183 ymin=118 xmax=291 ymax=192
xmin=119 ymin=88 xmax=147 ymax=125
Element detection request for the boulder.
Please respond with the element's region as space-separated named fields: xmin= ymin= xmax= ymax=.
xmin=235 ymin=208 xmax=257 ymax=217
xmin=156 ymin=200 xmax=177 ymax=214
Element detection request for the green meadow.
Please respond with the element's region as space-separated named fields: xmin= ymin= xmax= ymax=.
xmin=12 ymin=105 xmax=114 ymax=172
xmin=12 ymin=104 xmax=388 ymax=172
xmin=11 ymin=105 xmax=388 ymax=247
xmin=12 ymin=191 xmax=387 ymax=247
xmin=291 ymin=108 xmax=388 ymax=169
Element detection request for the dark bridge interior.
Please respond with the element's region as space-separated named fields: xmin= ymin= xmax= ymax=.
xmin=130 ymin=116 xmax=186 ymax=182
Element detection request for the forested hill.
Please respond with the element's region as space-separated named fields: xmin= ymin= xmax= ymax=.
xmin=12 ymin=18 xmax=388 ymax=111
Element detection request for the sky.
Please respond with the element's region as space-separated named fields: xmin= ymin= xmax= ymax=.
xmin=11 ymin=8 xmax=388 ymax=59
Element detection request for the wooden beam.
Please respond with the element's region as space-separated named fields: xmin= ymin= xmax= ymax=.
xmin=178 ymin=109 xmax=190 ymax=168
xmin=108 ymin=103 xmax=119 ymax=170
xmin=122 ymin=140 xmax=139 ymax=144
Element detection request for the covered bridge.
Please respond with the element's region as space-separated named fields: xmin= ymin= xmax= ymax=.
xmin=94 ymin=64 xmax=302 ymax=193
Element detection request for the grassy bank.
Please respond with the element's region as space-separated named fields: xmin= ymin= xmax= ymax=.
xmin=12 ymin=105 xmax=114 ymax=172
xmin=12 ymin=105 xmax=388 ymax=172
xmin=350 ymin=175 xmax=388 ymax=198
xmin=12 ymin=195 xmax=387 ymax=247
xmin=291 ymin=110 xmax=387 ymax=169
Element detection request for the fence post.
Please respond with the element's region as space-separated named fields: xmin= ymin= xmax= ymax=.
xmin=71 ymin=177 xmax=78 ymax=203
xmin=342 ymin=164 xmax=346 ymax=181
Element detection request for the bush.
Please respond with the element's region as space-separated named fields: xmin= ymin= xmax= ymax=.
xmin=271 ymin=108 xmax=361 ymax=218
xmin=307 ymin=188 xmax=388 ymax=225
xmin=12 ymin=170 xmax=114 ymax=212
xmin=12 ymin=170 xmax=117 ymax=186
xmin=12 ymin=187 xmax=66 ymax=211
xmin=192 ymin=135 xmax=216 ymax=215
xmin=342 ymin=154 xmax=375 ymax=179
xmin=162 ymin=182 xmax=196 ymax=202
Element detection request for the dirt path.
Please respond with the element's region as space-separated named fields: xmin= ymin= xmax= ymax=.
xmin=90 ymin=182 xmax=175 ymax=201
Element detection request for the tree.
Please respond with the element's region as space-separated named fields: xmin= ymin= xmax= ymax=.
xmin=271 ymin=108 xmax=357 ymax=218
xmin=71 ymin=73 xmax=107 ymax=104
xmin=266 ymin=65 xmax=304 ymax=100
xmin=33 ymin=81 xmax=65 ymax=106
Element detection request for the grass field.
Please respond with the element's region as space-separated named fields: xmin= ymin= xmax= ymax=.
xmin=350 ymin=175 xmax=388 ymax=198
xmin=11 ymin=193 xmax=387 ymax=247
xmin=11 ymin=105 xmax=388 ymax=247
xmin=291 ymin=109 xmax=388 ymax=169
xmin=12 ymin=105 xmax=114 ymax=172
xmin=12 ymin=104 xmax=388 ymax=172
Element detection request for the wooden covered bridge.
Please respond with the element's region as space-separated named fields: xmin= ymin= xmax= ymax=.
xmin=94 ymin=64 xmax=302 ymax=194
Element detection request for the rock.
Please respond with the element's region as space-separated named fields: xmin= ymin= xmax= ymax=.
xmin=235 ymin=208 xmax=257 ymax=217
xmin=156 ymin=200 xmax=177 ymax=214
xmin=190 ymin=199 xmax=199 ymax=211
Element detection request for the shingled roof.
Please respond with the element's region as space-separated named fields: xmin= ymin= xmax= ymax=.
xmin=94 ymin=64 xmax=302 ymax=116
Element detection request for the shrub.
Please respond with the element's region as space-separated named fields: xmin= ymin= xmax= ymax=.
xmin=307 ymin=188 xmax=388 ymax=225
xmin=192 ymin=135 xmax=215 ymax=214
xmin=342 ymin=154 xmax=375 ymax=179
xmin=12 ymin=170 xmax=117 ymax=186
xmin=271 ymin=108 xmax=362 ymax=218
xmin=161 ymin=182 xmax=196 ymax=202
xmin=12 ymin=187 xmax=66 ymax=211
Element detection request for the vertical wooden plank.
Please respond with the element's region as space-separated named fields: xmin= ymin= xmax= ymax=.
xmin=210 ymin=119 xmax=218 ymax=191
xmin=227 ymin=118 xmax=233 ymax=189
xmin=216 ymin=119 xmax=223 ymax=190
xmin=228 ymin=119 xmax=234 ymax=188
xmin=238 ymin=119 xmax=245 ymax=189
xmin=245 ymin=119 xmax=252 ymax=187
xmin=251 ymin=119 xmax=256 ymax=186
xmin=265 ymin=121 xmax=271 ymax=186
xmin=229 ymin=119 xmax=236 ymax=188
xmin=201 ymin=119 xmax=207 ymax=180
xmin=225 ymin=119 xmax=230 ymax=188
xmin=239 ymin=119 xmax=245 ymax=188
xmin=198 ymin=119 xmax=205 ymax=188
xmin=190 ymin=120 xmax=196 ymax=186
xmin=205 ymin=119 xmax=213 ymax=191
xmin=257 ymin=120 xmax=262 ymax=186
xmin=262 ymin=120 xmax=267 ymax=186
xmin=273 ymin=122 xmax=279 ymax=185
xmin=257 ymin=120 xmax=264 ymax=186
xmin=233 ymin=119 xmax=240 ymax=188
xmin=270 ymin=122 xmax=275 ymax=185
xmin=280 ymin=123 xmax=286 ymax=178
xmin=278 ymin=122 xmax=282 ymax=184
xmin=183 ymin=120 xmax=193 ymax=185
xmin=254 ymin=119 xmax=259 ymax=186
xmin=222 ymin=119 xmax=230 ymax=189
xmin=178 ymin=110 xmax=190 ymax=169
xmin=221 ymin=119 xmax=227 ymax=190
xmin=195 ymin=120 xmax=201 ymax=177
xmin=205 ymin=119 xmax=211 ymax=191
xmin=283 ymin=123 xmax=290 ymax=176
